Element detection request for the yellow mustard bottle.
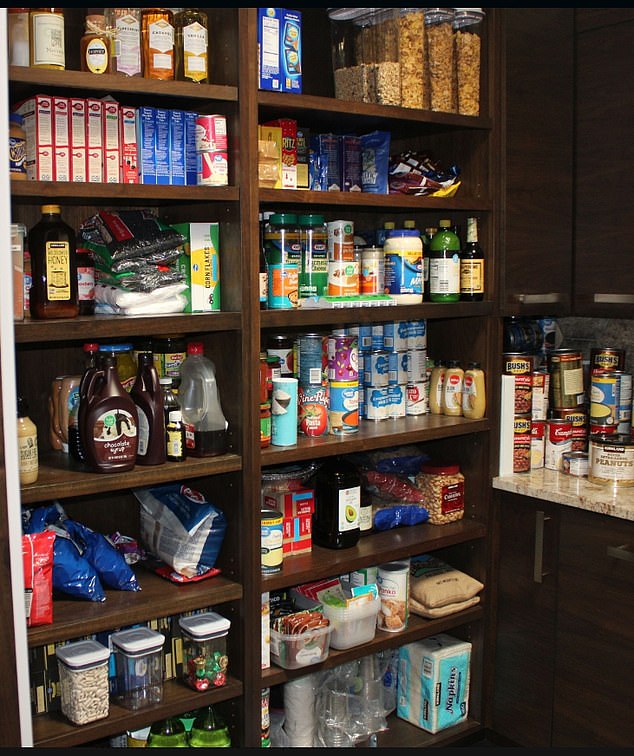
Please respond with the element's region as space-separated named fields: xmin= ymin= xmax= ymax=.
xmin=429 ymin=359 xmax=446 ymax=415
xmin=462 ymin=361 xmax=486 ymax=420
xmin=442 ymin=359 xmax=464 ymax=416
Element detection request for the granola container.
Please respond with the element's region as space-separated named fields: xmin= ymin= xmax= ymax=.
xmin=425 ymin=7 xmax=456 ymax=113
xmin=399 ymin=8 xmax=428 ymax=109
xmin=453 ymin=8 xmax=485 ymax=116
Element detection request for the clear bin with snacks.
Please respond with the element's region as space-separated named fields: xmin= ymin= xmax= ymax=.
xmin=56 ymin=639 xmax=110 ymax=725
xmin=321 ymin=594 xmax=381 ymax=650
xmin=179 ymin=611 xmax=231 ymax=692
xmin=270 ymin=624 xmax=332 ymax=669
xmin=425 ymin=7 xmax=456 ymax=113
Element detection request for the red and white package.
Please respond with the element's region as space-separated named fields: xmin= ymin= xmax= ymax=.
xmin=22 ymin=531 xmax=55 ymax=627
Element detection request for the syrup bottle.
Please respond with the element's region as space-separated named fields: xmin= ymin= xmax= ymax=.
xmin=130 ymin=351 xmax=166 ymax=466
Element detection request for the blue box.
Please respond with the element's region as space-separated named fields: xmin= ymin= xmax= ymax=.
xmin=281 ymin=9 xmax=301 ymax=93
xmin=169 ymin=110 xmax=185 ymax=186
xmin=309 ymin=133 xmax=341 ymax=191
xmin=184 ymin=110 xmax=198 ymax=185
xmin=258 ymin=8 xmax=282 ymax=92
xmin=155 ymin=108 xmax=170 ymax=185
xmin=136 ymin=107 xmax=156 ymax=185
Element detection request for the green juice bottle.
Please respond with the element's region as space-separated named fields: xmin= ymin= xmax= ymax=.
xmin=429 ymin=219 xmax=461 ymax=303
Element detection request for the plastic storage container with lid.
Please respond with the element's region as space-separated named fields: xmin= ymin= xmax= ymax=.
xmin=111 ymin=626 xmax=165 ymax=709
xmin=179 ymin=611 xmax=231 ymax=691
xmin=329 ymin=7 xmax=377 ymax=103
xmin=425 ymin=7 xmax=456 ymax=112
xmin=56 ymin=639 xmax=110 ymax=725
xmin=399 ymin=8 xmax=428 ymax=109
xmin=321 ymin=593 xmax=381 ymax=649
xmin=415 ymin=462 xmax=465 ymax=525
xmin=453 ymin=8 xmax=485 ymax=116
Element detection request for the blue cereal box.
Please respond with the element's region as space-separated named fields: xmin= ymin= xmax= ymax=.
xmin=397 ymin=634 xmax=472 ymax=734
xmin=184 ymin=110 xmax=198 ymax=185
xmin=154 ymin=108 xmax=170 ymax=185
xmin=168 ymin=110 xmax=185 ymax=186
xmin=136 ymin=106 xmax=156 ymax=185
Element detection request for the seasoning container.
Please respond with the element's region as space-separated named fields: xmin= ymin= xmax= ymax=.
xmin=462 ymin=362 xmax=486 ymax=419
xmin=264 ymin=214 xmax=300 ymax=309
xmin=9 ymin=113 xmax=27 ymax=180
xmin=415 ymin=462 xmax=465 ymax=524
xmin=588 ymin=433 xmax=634 ymax=487
xmin=399 ymin=8 xmax=427 ymax=109
xmin=111 ymin=627 xmax=165 ymax=710
xmin=178 ymin=612 xmax=230 ymax=692
xmin=453 ymin=8 xmax=485 ymax=116
xmin=29 ymin=8 xmax=65 ymax=70
xmin=56 ymin=639 xmax=110 ymax=725
xmin=425 ymin=8 xmax=455 ymax=113
xmin=81 ymin=14 xmax=111 ymax=74
xmin=428 ymin=220 xmax=461 ymax=302
xmin=104 ymin=8 xmax=142 ymax=77
xmin=298 ymin=214 xmax=328 ymax=300
xmin=17 ymin=395 xmax=38 ymax=485
xmin=160 ymin=376 xmax=186 ymax=462
xmin=141 ymin=8 xmax=175 ymax=80
xmin=174 ymin=8 xmax=209 ymax=83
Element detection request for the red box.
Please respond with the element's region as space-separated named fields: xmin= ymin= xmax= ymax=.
xmin=283 ymin=512 xmax=312 ymax=555
xmin=15 ymin=94 xmax=54 ymax=181
xmin=52 ymin=96 xmax=70 ymax=182
xmin=69 ymin=97 xmax=87 ymax=182
xmin=119 ymin=106 xmax=139 ymax=184
xmin=85 ymin=98 xmax=103 ymax=182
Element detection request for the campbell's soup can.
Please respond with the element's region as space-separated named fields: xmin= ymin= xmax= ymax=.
xmin=513 ymin=415 xmax=532 ymax=473
xmin=589 ymin=370 xmax=620 ymax=429
xmin=545 ymin=418 xmax=573 ymax=471
xmin=503 ymin=353 xmax=533 ymax=415
xmin=590 ymin=346 xmax=626 ymax=373
xmin=530 ymin=419 xmax=545 ymax=469
xmin=553 ymin=408 xmax=588 ymax=452
xmin=548 ymin=349 xmax=584 ymax=410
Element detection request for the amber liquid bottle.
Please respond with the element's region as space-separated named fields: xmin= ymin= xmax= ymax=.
xmin=141 ymin=8 xmax=175 ymax=80
xmin=174 ymin=8 xmax=208 ymax=83
xmin=28 ymin=204 xmax=79 ymax=319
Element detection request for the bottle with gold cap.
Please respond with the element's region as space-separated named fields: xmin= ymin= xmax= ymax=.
xmin=28 ymin=204 xmax=79 ymax=319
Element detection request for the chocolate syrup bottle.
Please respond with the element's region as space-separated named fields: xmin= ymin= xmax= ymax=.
xmin=130 ymin=351 xmax=166 ymax=466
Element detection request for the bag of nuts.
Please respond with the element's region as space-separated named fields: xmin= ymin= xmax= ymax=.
xmin=414 ymin=462 xmax=465 ymax=525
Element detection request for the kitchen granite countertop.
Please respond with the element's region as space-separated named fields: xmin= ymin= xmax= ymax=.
xmin=492 ymin=467 xmax=634 ymax=522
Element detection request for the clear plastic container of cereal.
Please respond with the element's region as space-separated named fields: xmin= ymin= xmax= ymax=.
xmin=399 ymin=8 xmax=428 ymax=109
xmin=415 ymin=462 xmax=465 ymax=524
xmin=329 ymin=8 xmax=377 ymax=103
xmin=178 ymin=611 xmax=231 ymax=692
xmin=370 ymin=8 xmax=400 ymax=106
xmin=425 ymin=8 xmax=456 ymax=113
xmin=56 ymin=639 xmax=110 ymax=725
xmin=453 ymin=8 xmax=485 ymax=116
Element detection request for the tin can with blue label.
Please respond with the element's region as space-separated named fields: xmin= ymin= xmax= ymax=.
xmin=298 ymin=334 xmax=326 ymax=386
xmin=407 ymin=319 xmax=427 ymax=351
xmin=364 ymin=350 xmax=390 ymax=387
xmin=388 ymin=384 xmax=406 ymax=418
xmin=271 ymin=377 xmax=298 ymax=446
xmin=388 ymin=351 xmax=408 ymax=386
xmin=365 ymin=385 xmax=390 ymax=421
xmin=383 ymin=320 xmax=409 ymax=352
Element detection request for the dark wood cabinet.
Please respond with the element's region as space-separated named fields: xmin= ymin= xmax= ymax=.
xmin=499 ymin=8 xmax=574 ymax=318
xmin=574 ymin=9 xmax=634 ymax=317
xmin=491 ymin=492 xmax=559 ymax=747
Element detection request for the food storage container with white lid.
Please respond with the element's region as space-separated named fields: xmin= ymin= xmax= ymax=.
xmin=56 ymin=639 xmax=110 ymax=725
xmin=425 ymin=8 xmax=456 ymax=113
xmin=110 ymin=626 xmax=165 ymax=710
xmin=178 ymin=611 xmax=231 ymax=691
xmin=453 ymin=8 xmax=486 ymax=115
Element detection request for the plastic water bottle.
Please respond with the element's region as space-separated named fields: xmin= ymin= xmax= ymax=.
xmin=178 ymin=341 xmax=228 ymax=457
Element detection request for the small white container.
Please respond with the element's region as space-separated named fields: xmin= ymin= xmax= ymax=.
xmin=321 ymin=594 xmax=381 ymax=649
xmin=270 ymin=625 xmax=332 ymax=669
xmin=56 ymin=639 xmax=110 ymax=725
xmin=178 ymin=611 xmax=231 ymax=692
xmin=111 ymin=626 xmax=165 ymax=710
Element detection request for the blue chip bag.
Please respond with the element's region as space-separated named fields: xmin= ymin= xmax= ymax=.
xmin=360 ymin=130 xmax=391 ymax=194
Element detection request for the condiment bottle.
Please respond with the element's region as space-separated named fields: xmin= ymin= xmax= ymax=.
xmin=442 ymin=360 xmax=465 ymax=417
xmin=80 ymin=14 xmax=111 ymax=74
xmin=98 ymin=343 xmax=136 ymax=392
xmin=9 ymin=113 xmax=27 ymax=180
xmin=462 ymin=361 xmax=486 ymax=420
xmin=178 ymin=341 xmax=228 ymax=457
xmin=429 ymin=220 xmax=461 ymax=303
xmin=174 ymin=8 xmax=209 ymax=84
xmin=81 ymin=353 xmax=138 ymax=474
xmin=29 ymin=8 xmax=65 ymax=70
xmin=312 ymin=456 xmax=361 ymax=549
xmin=28 ymin=205 xmax=79 ymax=320
xmin=69 ymin=342 xmax=100 ymax=463
xmin=130 ymin=351 xmax=166 ymax=466
xmin=429 ymin=359 xmax=446 ymax=415
xmin=17 ymin=395 xmax=38 ymax=485
xmin=160 ymin=376 xmax=185 ymax=462
xmin=76 ymin=246 xmax=95 ymax=315
xmin=141 ymin=8 xmax=175 ymax=81
xmin=460 ymin=216 xmax=485 ymax=301
xmin=104 ymin=8 xmax=142 ymax=77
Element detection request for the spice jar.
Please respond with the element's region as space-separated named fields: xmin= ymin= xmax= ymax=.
xmin=453 ymin=8 xmax=485 ymax=116
xmin=415 ymin=462 xmax=465 ymax=525
xmin=179 ymin=612 xmax=231 ymax=692
xmin=56 ymin=639 xmax=110 ymax=725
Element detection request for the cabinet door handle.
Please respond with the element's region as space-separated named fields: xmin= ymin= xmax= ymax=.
xmin=533 ymin=510 xmax=551 ymax=583
xmin=593 ymin=293 xmax=634 ymax=304
xmin=515 ymin=292 xmax=564 ymax=304
xmin=607 ymin=544 xmax=634 ymax=563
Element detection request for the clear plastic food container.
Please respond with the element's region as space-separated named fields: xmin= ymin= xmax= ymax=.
xmin=453 ymin=8 xmax=485 ymax=116
xmin=56 ymin=639 xmax=110 ymax=725
xmin=270 ymin=625 xmax=332 ymax=669
xmin=399 ymin=8 xmax=428 ymax=109
xmin=110 ymin=626 xmax=165 ymax=710
xmin=178 ymin=611 xmax=231 ymax=691
xmin=321 ymin=594 xmax=381 ymax=650
xmin=425 ymin=7 xmax=456 ymax=113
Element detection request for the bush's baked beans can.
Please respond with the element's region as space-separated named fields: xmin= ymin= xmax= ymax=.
xmin=588 ymin=433 xmax=634 ymax=486
xmin=502 ymin=353 xmax=533 ymax=415
xmin=513 ymin=415 xmax=532 ymax=473
xmin=531 ymin=370 xmax=549 ymax=421
xmin=377 ymin=560 xmax=410 ymax=633
xmin=545 ymin=418 xmax=573 ymax=471
xmin=548 ymin=349 xmax=584 ymax=410
xmin=590 ymin=347 xmax=626 ymax=373
xmin=553 ymin=408 xmax=588 ymax=451
xmin=530 ymin=419 xmax=545 ymax=469
xmin=589 ymin=370 xmax=620 ymax=430
xmin=261 ymin=509 xmax=284 ymax=574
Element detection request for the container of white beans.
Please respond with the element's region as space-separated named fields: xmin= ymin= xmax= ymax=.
xmin=56 ymin=639 xmax=110 ymax=725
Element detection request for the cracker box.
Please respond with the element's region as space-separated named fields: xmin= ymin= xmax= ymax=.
xmin=102 ymin=98 xmax=120 ymax=184
xmin=119 ymin=106 xmax=138 ymax=184
xmin=309 ymin=133 xmax=341 ymax=191
xmin=15 ymin=94 xmax=54 ymax=182
xmin=173 ymin=222 xmax=221 ymax=312
xmin=263 ymin=118 xmax=297 ymax=189
xmin=397 ymin=634 xmax=472 ymax=734
xmin=296 ymin=126 xmax=310 ymax=188
xmin=258 ymin=8 xmax=282 ymax=92
xmin=85 ymin=98 xmax=104 ymax=182
xmin=258 ymin=125 xmax=283 ymax=189
xmin=52 ymin=96 xmax=70 ymax=182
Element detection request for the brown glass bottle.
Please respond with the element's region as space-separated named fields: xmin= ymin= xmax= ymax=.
xmin=141 ymin=8 xmax=175 ymax=80
xmin=130 ymin=351 xmax=166 ymax=466
xmin=81 ymin=354 xmax=138 ymax=473
xmin=28 ymin=204 xmax=79 ymax=319
xmin=312 ymin=456 xmax=361 ymax=549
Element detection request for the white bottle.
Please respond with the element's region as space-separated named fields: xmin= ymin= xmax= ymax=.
xmin=178 ymin=341 xmax=228 ymax=457
xmin=17 ymin=396 xmax=38 ymax=485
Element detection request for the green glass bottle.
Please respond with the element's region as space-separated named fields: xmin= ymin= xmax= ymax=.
xmin=428 ymin=219 xmax=461 ymax=303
